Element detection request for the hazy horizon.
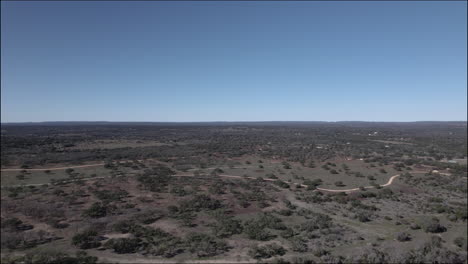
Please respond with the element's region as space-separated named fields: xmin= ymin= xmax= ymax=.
xmin=2 ymin=1 xmax=467 ymax=122
xmin=2 ymin=120 xmax=467 ymax=125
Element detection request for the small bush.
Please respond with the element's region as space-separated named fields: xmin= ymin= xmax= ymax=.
xmin=82 ymin=202 xmax=115 ymax=218
xmin=1 ymin=218 xmax=33 ymax=231
xmin=422 ymin=218 xmax=447 ymax=233
xmin=132 ymin=210 xmax=164 ymax=224
xmin=105 ymin=238 xmax=141 ymax=254
xmin=453 ymin=237 xmax=466 ymax=248
xmin=213 ymin=218 xmax=243 ymax=238
xmin=243 ymin=220 xmax=275 ymax=241
xmin=185 ymin=233 xmax=229 ymax=257
xmin=396 ymin=232 xmax=411 ymax=242
xmin=289 ymin=237 xmax=308 ymax=252
xmin=248 ymin=243 xmax=286 ymax=259
xmin=334 ymin=181 xmax=344 ymax=187
xmin=2 ymin=249 xmax=98 ymax=264
xmin=72 ymin=229 xmax=102 ymax=249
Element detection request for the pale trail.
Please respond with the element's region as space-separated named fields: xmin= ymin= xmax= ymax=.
xmin=2 ymin=161 xmax=446 ymax=192
xmin=2 ymin=170 xmax=404 ymax=193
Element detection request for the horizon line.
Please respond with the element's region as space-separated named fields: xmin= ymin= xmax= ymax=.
xmin=2 ymin=120 xmax=467 ymax=124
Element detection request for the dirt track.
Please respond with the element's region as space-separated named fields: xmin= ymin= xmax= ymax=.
xmin=0 ymin=163 xmax=255 ymax=172
xmin=2 ymin=162 xmax=438 ymax=193
xmin=0 ymin=163 xmax=106 ymax=171
xmin=176 ymin=173 xmax=402 ymax=193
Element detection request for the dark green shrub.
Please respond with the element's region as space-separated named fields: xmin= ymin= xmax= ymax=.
xmin=185 ymin=233 xmax=229 ymax=257
xmin=289 ymin=237 xmax=308 ymax=252
xmin=300 ymin=213 xmax=332 ymax=231
xmin=105 ymin=238 xmax=141 ymax=254
xmin=274 ymin=180 xmax=290 ymax=189
xmin=112 ymin=220 xmax=139 ymax=234
xmin=72 ymin=230 xmax=101 ymax=249
xmin=396 ymin=232 xmax=411 ymax=242
xmin=422 ymin=218 xmax=447 ymax=233
xmin=82 ymin=202 xmax=115 ymax=218
xmin=93 ymin=189 xmax=128 ymax=202
xmin=248 ymin=243 xmax=286 ymax=259
xmin=276 ymin=209 xmax=293 ymax=216
xmin=243 ymin=220 xmax=275 ymax=241
xmin=1 ymin=249 xmax=98 ymax=264
xmin=1 ymin=218 xmax=33 ymax=231
xmin=280 ymin=228 xmax=296 ymax=239
xmin=334 ymin=181 xmax=344 ymax=187
xmin=132 ymin=210 xmax=164 ymax=224
xmin=355 ymin=211 xmax=371 ymax=222
xmin=453 ymin=237 xmax=465 ymax=248
xmin=213 ymin=218 xmax=243 ymax=238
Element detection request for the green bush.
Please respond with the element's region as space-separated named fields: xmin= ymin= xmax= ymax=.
xmin=1 ymin=217 xmax=33 ymax=231
xmin=1 ymin=249 xmax=98 ymax=264
xmin=179 ymin=194 xmax=224 ymax=212
xmin=213 ymin=218 xmax=243 ymax=238
xmin=137 ymin=165 xmax=175 ymax=192
xmin=257 ymin=213 xmax=287 ymax=230
xmin=274 ymin=180 xmax=290 ymax=189
xmin=93 ymin=189 xmax=128 ymax=202
xmin=243 ymin=220 xmax=275 ymax=241
xmin=125 ymin=226 xmax=183 ymax=258
xmin=104 ymin=238 xmax=141 ymax=254
xmin=82 ymin=202 xmax=115 ymax=218
xmin=185 ymin=233 xmax=229 ymax=257
xmin=300 ymin=212 xmax=332 ymax=231
xmin=276 ymin=209 xmax=293 ymax=216
xmin=453 ymin=237 xmax=466 ymax=248
xmin=422 ymin=217 xmax=447 ymax=233
xmin=72 ymin=229 xmax=102 ymax=249
xmin=289 ymin=237 xmax=308 ymax=252
xmin=303 ymin=179 xmax=322 ymax=189
xmin=396 ymin=232 xmax=411 ymax=242
xmin=280 ymin=227 xmax=296 ymax=239
xmin=248 ymin=243 xmax=286 ymax=259
xmin=132 ymin=210 xmax=164 ymax=224
xmin=112 ymin=220 xmax=139 ymax=234
xmin=334 ymin=181 xmax=344 ymax=187
xmin=357 ymin=211 xmax=371 ymax=222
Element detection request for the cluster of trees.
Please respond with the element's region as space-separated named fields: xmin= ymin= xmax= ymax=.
xmin=1 ymin=249 xmax=98 ymax=264
xmin=3 ymin=122 xmax=465 ymax=170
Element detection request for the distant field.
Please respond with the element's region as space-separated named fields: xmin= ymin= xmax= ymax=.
xmin=70 ymin=139 xmax=171 ymax=150
xmin=1 ymin=123 xmax=466 ymax=264
xmin=1 ymin=166 xmax=138 ymax=186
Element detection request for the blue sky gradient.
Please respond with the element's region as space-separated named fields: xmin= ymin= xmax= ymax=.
xmin=1 ymin=1 xmax=467 ymax=122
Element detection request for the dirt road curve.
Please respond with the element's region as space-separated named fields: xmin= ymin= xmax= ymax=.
xmin=0 ymin=163 xmax=254 ymax=172
xmin=0 ymin=170 xmax=403 ymax=193
xmin=1 ymin=163 xmax=106 ymax=171
xmin=1 ymin=161 xmax=420 ymax=192
xmin=316 ymin=174 xmax=400 ymax=193
xmin=161 ymin=173 xmax=401 ymax=193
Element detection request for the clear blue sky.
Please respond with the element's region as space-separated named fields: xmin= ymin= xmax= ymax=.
xmin=1 ymin=1 xmax=467 ymax=122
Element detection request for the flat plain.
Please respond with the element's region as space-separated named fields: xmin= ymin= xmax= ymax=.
xmin=1 ymin=122 xmax=467 ymax=263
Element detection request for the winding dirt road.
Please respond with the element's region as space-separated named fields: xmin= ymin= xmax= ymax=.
xmin=0 ymin=163 xmax=256 ymax=172
xmin=1 ymin=163 xmax=106 ymax=172
xmin=1 ymin=170 xmax=403 ymax=193
xmin=1 ymin=161 xmax=424 ymax=192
